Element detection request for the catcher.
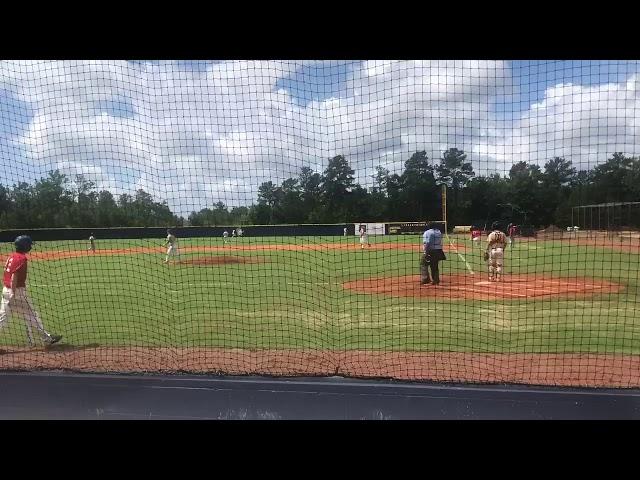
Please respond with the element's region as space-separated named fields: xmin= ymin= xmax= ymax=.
xmin=484 ymin=222 xmax=508 ymax=282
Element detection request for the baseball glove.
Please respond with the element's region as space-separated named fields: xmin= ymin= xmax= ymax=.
xmin=483 ymin=251 xmax=489 ymax=262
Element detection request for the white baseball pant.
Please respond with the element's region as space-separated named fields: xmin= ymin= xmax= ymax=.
xmin=0 ymin=287 xmax=51 ymax=346
xmin=488 ymin=247 xmax=504 ymax=280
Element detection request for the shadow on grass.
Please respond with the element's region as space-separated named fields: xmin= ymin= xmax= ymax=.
xmin=43 ymin=343 xmax=101 ymax=353
xmin=0 ymin=343 xmax=102 ymax=355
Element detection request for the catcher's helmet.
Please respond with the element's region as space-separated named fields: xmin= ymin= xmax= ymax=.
xmin=14 ymin=235 xmax=33 ymax=253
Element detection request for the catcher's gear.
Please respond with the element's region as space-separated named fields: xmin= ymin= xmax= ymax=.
xmin=14 ymin=235 xmax=33 ymax=253
xmin=483 ymin=251 xmax=489 ymax=261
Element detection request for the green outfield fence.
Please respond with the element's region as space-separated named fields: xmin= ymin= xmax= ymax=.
xmin=1 ymin=60 xmax=640 ymax=388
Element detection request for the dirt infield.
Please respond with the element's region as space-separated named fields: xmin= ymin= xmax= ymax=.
xmin=342 ymin=273 xmax=623 ymax=301
xmin=0 ymin=346 xmax=638 ymax=387
xmin=29 ymin=242 xmax=467 ymax=261
xmin=179 ymin=256 xmax=266 ymax=266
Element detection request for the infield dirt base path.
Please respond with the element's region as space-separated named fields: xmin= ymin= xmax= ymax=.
xmin=343 ymin=273 xmax=623 ymax=300
xmin=1 ymin=346 xmax=639 ymax=388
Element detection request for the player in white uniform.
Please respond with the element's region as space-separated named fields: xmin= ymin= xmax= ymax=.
xmin=484 ymin=222 xmax=508 ymax=282
xmin=343 ymin=227 xmax=348 ymax=236
xmin=232 ymin=229 xmax=236 ymax=238
xmin=237 ymin=228 xmax=243 ymax=237
xmin=88 ymin=233 xmax=96 ymax=253
xmin=164 ymin=229 xmax=179 ymax=264
xmin=223 ymin=230 xmax=229 ymax=245
xmin=359 ymin=225 xmax=370 ymax=249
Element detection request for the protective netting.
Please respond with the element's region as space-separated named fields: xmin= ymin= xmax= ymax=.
xmin=1 ymin=60 xmax=639 ymax=387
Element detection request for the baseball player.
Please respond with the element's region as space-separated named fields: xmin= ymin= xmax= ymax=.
xmin=343 ymin=227 xmax=348 ymax=236
xmin=471 ymin=226 xmax=482 ymax=245
xmin=88 ymin=233 xmax=96 ymax=253
xmin=359 ymin=225 xmax=370 ymax=249
xmin=164 ymin=229 xmax=179 ymax=264
xmin=223 ymin=230 xmax=229 ymax=245
xmin=0 ymin=236 xmax=62 ymax=347
xmin=237 ymin=228 xmax=243 ymax=237
xmin=232 ymin=229 xmax=236 ymax=238
xmin=484 ymin=222 xmax=508 ymax=282
xmin=508 ymin=223 xmax=517 ymax=248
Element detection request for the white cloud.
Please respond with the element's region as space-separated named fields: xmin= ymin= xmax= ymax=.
xmin=474 ymin=74 xmax=640 ymax=173
xmin=1 ymin=60 xmax=639 ymax=216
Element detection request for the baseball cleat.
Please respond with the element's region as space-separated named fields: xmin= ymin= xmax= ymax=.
xmin=45 ymin=334 xmax=63 ymax=346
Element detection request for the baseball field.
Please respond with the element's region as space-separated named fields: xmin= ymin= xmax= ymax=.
xmin=1 ymin=233 xmax=639 ymax=387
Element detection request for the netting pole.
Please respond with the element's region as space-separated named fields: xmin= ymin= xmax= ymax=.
xmin=571 ymin=207 xmax=574 ymax=230
xmin=441 ymin=184 xmax=447 ymax=234
xmin=598 ymin=206 xmax=601 ymax=231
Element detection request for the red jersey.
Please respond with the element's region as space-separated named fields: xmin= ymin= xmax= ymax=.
xmin=471 ymin=229 xmax=482 ymax=239
xmin=3 ymin=252 xmax=28 ymax=289
xmin=509 ymin=226 xmax=517 ymax=236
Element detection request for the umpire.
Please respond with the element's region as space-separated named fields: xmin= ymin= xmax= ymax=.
xmin=420 ymin=222 xmax=447 ymax=286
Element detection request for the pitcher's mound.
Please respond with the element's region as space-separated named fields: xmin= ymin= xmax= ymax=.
xmin=343 ymin=273 xmax=623 ymax=300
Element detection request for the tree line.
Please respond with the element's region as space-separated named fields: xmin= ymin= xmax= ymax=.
xmin=1 ymin=149 xmax=640 ymax=230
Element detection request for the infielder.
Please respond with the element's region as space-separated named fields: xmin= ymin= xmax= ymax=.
xmin=164 ymin=229 xmax=179 ymax=264
xmin=359 ymin=225 xmax=370 ymax=249
xmin=484 ymin=222 xmax=508 ymax=282
xmin=88 ymin=233 xmax=96 ymax=253
xmin=343 ymin=227 xmax=348 ymax=237
xmin=508 ymin=223 xmax=517 ymax=248
xmin=223 ymin=230 xmax=229 ymax=245
xmin=232 ymin=229 xmax=236 ymax=238
xmin=0 ymin=236 xmax=63 ymax=347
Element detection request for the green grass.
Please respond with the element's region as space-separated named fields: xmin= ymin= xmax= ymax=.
xmin=1 ymin=234 xmax=639 ymax=354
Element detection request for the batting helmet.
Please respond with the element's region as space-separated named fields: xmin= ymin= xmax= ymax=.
xmin=14 ymin=235 xmax=33 ymax=253
xmin=491 ymin=221 xmax=501 ymax=231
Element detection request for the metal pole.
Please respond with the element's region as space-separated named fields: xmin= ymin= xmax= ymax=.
xmin=571 ymin=207 xmax=574 ymax=231
xmin=441 ymin=184 xmax=447 ymax=233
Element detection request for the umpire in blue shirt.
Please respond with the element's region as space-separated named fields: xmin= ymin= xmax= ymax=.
xmin=420 ymin=222 xmax=447 ymax=285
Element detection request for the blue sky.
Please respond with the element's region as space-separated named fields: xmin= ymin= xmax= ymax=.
xmin=1 ymin=60 xmax=639 ymax=216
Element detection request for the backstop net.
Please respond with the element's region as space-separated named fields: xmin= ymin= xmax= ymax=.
xmin=1 ymin=60 xmax=639 ymax=387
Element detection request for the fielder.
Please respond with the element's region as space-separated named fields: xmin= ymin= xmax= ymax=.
xmin=508 ymin=223 xmax=517 ymax=248
xmin=88 ymin=233 xmax=96 ymax=253
xmin=164 ymin=229 xmax=179 ymax=264
xmin=359 ymin=225 xmax=370 ymax=249
xmin=343 ymin=227 xmax=348 ymax=236
xmin=223 ymin=230 xmax=229 ymax=245
xmin=484 ymin=222 xmax=508 ymax=282
xmin=0 ymin=236 xmax=63 ymax=348
xmin=232 ymin=229 xmax=236 ymax=238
